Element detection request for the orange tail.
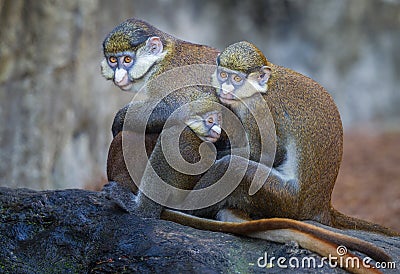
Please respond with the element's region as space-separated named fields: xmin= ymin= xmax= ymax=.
xmin=162 ymin=210 xmax=390 ymax=273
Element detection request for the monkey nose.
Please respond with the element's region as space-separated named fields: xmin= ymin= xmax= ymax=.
xmin=211 ymin=124 xmax=221 ymax=135
xmin=221 ymin=83 xmax=234 ymax=94
xmin=115 ymin=68 xmax=128 ymax=84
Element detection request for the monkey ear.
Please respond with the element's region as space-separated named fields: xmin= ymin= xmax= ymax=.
xmin=259 ymin=66 xmax=272 ymax=85
xmin=145 ymin=36 xmax=163 ymax=55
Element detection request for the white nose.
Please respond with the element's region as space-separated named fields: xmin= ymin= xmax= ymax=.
xmin=221 ymin=83 xmax=235 ymax=94
xmin=211 ymin=125 xmax=221 ymax=135
xmin=115 ymin=68 xmax=127 ymax=83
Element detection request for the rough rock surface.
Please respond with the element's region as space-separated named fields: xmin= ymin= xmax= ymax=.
xmin=0 ymin=187 xmax=399 ymax=273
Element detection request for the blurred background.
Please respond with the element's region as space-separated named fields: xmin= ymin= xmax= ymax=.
xmin=0 ymin=0 xmax=399 ymax=231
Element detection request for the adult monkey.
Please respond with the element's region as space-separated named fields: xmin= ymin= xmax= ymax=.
xmin=101 ymin=19 xmax=392 ymax=272
xmin=210 ymin=41 xmax=398 ymax=237
xmin=101 ymin=18 xmax=222 ymax=194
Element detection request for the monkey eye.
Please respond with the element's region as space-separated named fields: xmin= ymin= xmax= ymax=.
xmin=219 ymin=71 xmax=228 ymax=79
xmin=109 ymin=56 xmax=117 ymax=63
xmin=232 ymin=74 xmax=243 ymax=85
xmin=233 ymin=75 xmax=242 ymax=83
xmin=124 ymin=56 xmax=133 ymax=63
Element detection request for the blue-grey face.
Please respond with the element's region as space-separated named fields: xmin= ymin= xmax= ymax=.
xmin=106 ymin=52 xmax=136 ymax=90
xmin=216 ymin=67 xmax=246 ymax=104
xmin=214 ymin=65 xmax=271 ymax=106
xmin=101 ymin=36 xmax=165 ymax=92
xmin=217 ymin=67 xmax=246 ymax=87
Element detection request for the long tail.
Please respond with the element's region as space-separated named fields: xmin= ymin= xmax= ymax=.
xmin=330 ymin=208 xmax=399 ymax=236
xmin=162 ymin=210 xmax=390 ymax=274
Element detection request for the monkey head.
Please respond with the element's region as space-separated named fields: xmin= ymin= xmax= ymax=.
xmin=213 ymin=41 xmax=271 ymax=105
xmin=185 ymin=110 xmax=222 ymax=143
xmin=181 ymin=97 xmax=223 ymax=143
xmin=101 ymin=18 xmax=167 ymax=91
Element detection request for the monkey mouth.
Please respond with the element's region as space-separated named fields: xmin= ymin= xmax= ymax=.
xmin=217 ymin=90 xmax=239 ymax=104
xmin=203 ymin=130 xmax=221 ymax=143
xmin=118 ymin=82 xmax=134 ymax=91
xmin=219 ymin=96 xmax=238 ymax=105
xmin=203 ymin=136 xmax=219 ymax=143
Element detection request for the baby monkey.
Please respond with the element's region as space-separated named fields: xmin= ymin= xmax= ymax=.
xmin=126 ymin=96 xmax=224 ymax=216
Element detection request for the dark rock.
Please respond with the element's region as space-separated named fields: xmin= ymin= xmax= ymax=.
xmin=0 ymin=187 xmax=399 ymax=273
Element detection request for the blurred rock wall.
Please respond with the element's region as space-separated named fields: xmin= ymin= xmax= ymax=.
xmin=0 ymin=0 xmax=399 ymax=189
xmin=0 ymin=0 xmax=134 ymax=189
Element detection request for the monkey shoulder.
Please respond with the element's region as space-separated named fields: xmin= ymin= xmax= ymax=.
xmin=168 ymin=42 xmax=219 ymax=67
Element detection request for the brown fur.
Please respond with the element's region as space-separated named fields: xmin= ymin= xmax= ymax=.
xmin=107 ymin=131 xmax=159 ymax=194
xmin=107 ymin=132 xmax=391 ymax=272
xmin=104 ymin=19 xmax=395 ymax=272
xmin=214 ymin=41 xmax=398 ymax=236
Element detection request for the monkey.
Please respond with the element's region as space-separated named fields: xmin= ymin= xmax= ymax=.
xmin=101 ymin=19 xmax=393 ymax=272
xmin=132 ymin=96 xmax=224 ymax=215
xmin=210 ymin=41 xmax=398 ymax=237
xmin=101 ymin=18 xmax=223 ymax=194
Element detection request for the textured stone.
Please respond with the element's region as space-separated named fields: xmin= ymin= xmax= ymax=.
xmin=0 ymin=187 xmax=399 ymax=273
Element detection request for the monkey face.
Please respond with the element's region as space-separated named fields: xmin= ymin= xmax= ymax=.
xmin=101 ymin=36 xmax=166 ymax=92
xmin=186 ymin=111 xmax=222 ymax=143
xmin=214 ymin=66 xmax=271 ymax=105
xmin=105 ymin=53 xmax=136 ymax=90
xmin=214 ymin=68 xmax=246 ymax=104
